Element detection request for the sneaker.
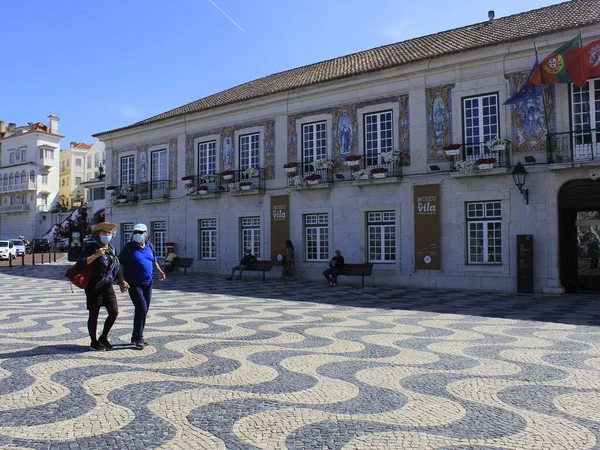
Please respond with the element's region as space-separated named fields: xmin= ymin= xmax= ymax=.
xmin=332 ymin=283 xmax=336 ymax=286
xmin=90 ymin=341 xmax=106 ymax=351
xmin=133 ymin=340 xmax=145 ymax=350
xmin=98 ymin=335 xmax=113 ymax=350
xmin=329 ymin=282 xmax=333 ymax=286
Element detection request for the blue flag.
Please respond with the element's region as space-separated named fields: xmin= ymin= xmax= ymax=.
xmin=503 ymin=53 xmax=543 ymax=105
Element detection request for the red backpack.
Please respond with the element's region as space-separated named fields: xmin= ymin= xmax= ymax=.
xmin=65 ymin=263 xmax=93 ymax=290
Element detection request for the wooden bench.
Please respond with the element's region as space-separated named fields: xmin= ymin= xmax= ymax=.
xmin=337 ymin=263 xmax=374 ymax=287
xmin=241 ymin=260 xmax=273 ymax=281
xmin=171 ymin=257 xmax=194 ymax=275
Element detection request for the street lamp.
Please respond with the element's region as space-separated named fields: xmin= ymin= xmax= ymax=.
xmin=511 ymin=162 xmax=529 ymax=205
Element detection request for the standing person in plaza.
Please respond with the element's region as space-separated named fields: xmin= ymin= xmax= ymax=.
xmin=118 ymin=223 xmax=165 ymax=349
xmin=80 ymin=222 xmax=120 ymax=351
xmin=281 ymin=240 xmax=296 ymax=280
xmin=323 ymin=249 xmax=344 ymax=286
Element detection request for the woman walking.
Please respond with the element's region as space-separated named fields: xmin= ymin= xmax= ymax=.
xmin=79 ymin=222 xmax=120 ymax=351
xmin=281 ymin=240 xmax=296 ymax=280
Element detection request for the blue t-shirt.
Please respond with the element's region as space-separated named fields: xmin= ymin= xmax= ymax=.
xmin=119 ymin=242 xmax=156 ymax=286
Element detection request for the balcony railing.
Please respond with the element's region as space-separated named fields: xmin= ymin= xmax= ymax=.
xmin=220 ymin=168 xmax=266 ymax=193
xmin=334 ymin=155 xmax=402 ymax=182
xmin=548 ymin=129 xmax=600 ymax=163
xmin=0 ymin=204 xmax=30 ymax=213
xmin=37 ymin=205 xmax=50 ymax=213
xmin=450 ymin=141 xmax=510 ymax=171
xmin=0 ymin=182 xmax=36 ymax=193
xmin=135 ymin=180 xmax=170 ymax=200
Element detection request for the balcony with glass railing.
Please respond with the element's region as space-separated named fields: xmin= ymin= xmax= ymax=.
xmin=0 ymin=204 xmax=30 ymax=213
xmin=0 ymin=181 xmax=36 ymax=193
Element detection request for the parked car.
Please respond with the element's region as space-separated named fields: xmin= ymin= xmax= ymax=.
xmin=0 ymin=240 xmax=17 ymax=260
xmin=31 ymin=238 xmax=51 ymax=252
xmin=10 ymin=239 xmax=26 ymax=256
xmin=56 ymin=238 xmax=69 ymax=251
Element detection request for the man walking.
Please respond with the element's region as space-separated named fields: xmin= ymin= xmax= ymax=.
xmin=118 ymin=223 xmax=165 ymax=349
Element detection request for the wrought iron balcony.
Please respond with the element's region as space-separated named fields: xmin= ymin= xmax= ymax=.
xmin=135 ymin=180 xmax=170 ymax=201
xmin=219 ymin=168 xmax=266 ymax=193
xmin=0 ymin=204 xmax=30 ymax=213
xmin=335 ymin=155 xmax=402 ymax=182
xmin=450 ymin=141 xmax=511 ymax=171
xmin=548 ymin=129 xmax=600 ymax=164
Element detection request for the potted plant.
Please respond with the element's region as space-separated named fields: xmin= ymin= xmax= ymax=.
xmin=181 ymin=175 xmax=194 ymax=186
xmin=221 ymin=170 xmax=234 ymax=180
xmin=244 ymin=167 xmax=259 ymax=178
xmin=475 ymin=157 xmax=497 ymax=170
xmin=344 ymin=155 xmax=361 ymax=166
xmin=283 ymin=162 xmax=298 ymax=173
xmin=485 ymin=136 xmax=510 ymax=151
xmin=197 ymin=185 xmax=209 ymax=194
xmin=352 ymin=168 xmax=370 ymax=180
xmin=289 ymin=175 xmax=307 ymax=188
xmin=199 ymin=173 xmax=215 ymax=184
xmin=304 ymin=173 xmax=322 ymax=185
xmin=239 ymin=181 xmax=253 ymax=190
xmin=116 ymin=194 xmax=128 ymax=203
xmin=442 ymin=144 xmax=462 ymax=156
xmin=120 ymin=184 xmax=133 ymax=194
xmin=106 ymin=185 xmax=118 ymax=191
xmin=379 ymin=151 xmax=401 ymax=165
xmin=454 ymin=160 xmax=474 ymax=173
xmin=370 ymin=167 xmax=388 ymax=179
xmin=311 ymin=159 xmax=333 ymax=170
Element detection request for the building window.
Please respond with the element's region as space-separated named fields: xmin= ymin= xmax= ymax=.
xmin=239 ymin=133 xmax=260 ymax=172
xmin=240 ymin=216 xmax=261 ymax=258
xmin=368 ymin=211 xmax=396 ymax=262
xmin=75 ymin=158 xmax=82 ymax=167
xmin=302 ymin=121 xmax=327 ymax=170
xmin=122 ymin=223 xmax=134 ymax=246
xmin=41 ymin=194 xmax=48 ymax=206
xmin=15 ymin=150 xmax=20 ymax=161
xmin=14 ymin=172 xmax=21 ymax=185
xmin=200 ymin=219 xmax=217 ymax=260
xmin=463 ymin=93 xmax=499 ymax=158
xmin=120 ymin=155 xmax=135 ymax=186
xmin=9 ymin=152 xmax=14 ymax=164
xmin=75 ymin=177 xmax=82 ymax=185
xmin=87 ymin=156 xmax=91 ymax=169
xmin=9 ymin=174 xmax=14 ymax=185
xmin=305 ymin=213 xmax=329 ymax=261
xmin=151 ymin=221 xmax=167 ymax=258
xmin=571 ymin=79 xmax=600 ymax=152
xmin=466 ymin=201 xmax=502 ymax=264
xmin=151 ymin=149 xmax=167 ymax=181
xmin=21 ymin=149 xmax=26 ymax=161
xmin=198 ymin=141 xmax=216 ymax=176
xmin=34 ymin=171 xmax=40 ymax=184
xmin=364 ymin=111 xmax=393 ymax=166
xmin=92 ymin=187 xmax=105 ymax=200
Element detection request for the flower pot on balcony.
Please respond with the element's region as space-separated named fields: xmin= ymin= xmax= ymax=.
xmin=198 ymin=186 xmax=209 ymax=194
xmin=285 ymin=167 xmax=297 ymax=173
xmin=491 ymin=144 xmax=506 ymax=151
xmin=346 ymin=160 xmax=360 ymax=166
xmin=478 ymin=164 xmax=494 ymax=170
xmin=240 ymin=182 xmax=252 ymax=191
xmin=307 ymin=179 xmax=320 ymax=185
xmin=445 ymin=149 xmax=460 ymax=156
xmin=372 ymin=172 xmax=387 ymax=179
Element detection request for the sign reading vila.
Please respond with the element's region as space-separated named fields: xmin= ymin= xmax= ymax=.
xmin=270 ymin=195 xmax=289 ymax=266
xmin=413 ymin=184 xmax=441 ymax=270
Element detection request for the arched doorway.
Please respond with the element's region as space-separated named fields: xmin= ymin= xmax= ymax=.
xmin=558 ymin=179 xmax=600 ymax=292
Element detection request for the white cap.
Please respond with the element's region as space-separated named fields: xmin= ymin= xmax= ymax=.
xmin=133 ymin=223 xmax=148 ymax=232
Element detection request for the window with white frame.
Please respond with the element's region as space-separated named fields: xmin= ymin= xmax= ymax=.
xmin=571 ymin=78 xmax=600 ymax=156
xmin=121 ymin=155 xmax=135 ymax=186
xmin=240 ymin=216 xmax=261 ymax=258
xmin=35 ymin=172 xmax=40 ymax=184
xmin=239 ymin=133 xmax=260 ymax=172
xmin=75 ymin=158 xmax=82 ymax=167
xmin=463 ymin=93 xmax=499 ymax=158
xmin=9 ymin=152 xmax=14 ymax=164
xmin=367 ymin=211 xmax=396 ymax=263
xmin=151 ymin=221 xmax=167 ymax=258
xmin=198 ymin=141 xmax=217 ymax=176
xmin=15 ymin=150 xmax=20 ymax=161
xmin=20 ymin=149 xmax=26 ymax=161
xmin=305 ymin=213 xmax=329 ymax=261
xmin=41 ymin=194 xmax=48 ymax=206
xmin=200 ymin=218 xmax=217 ymax=260
xmin=41 ymin=147 xmax=54 ymax=160
xmin=14 ymin=172 xmax=20 ymax=185
xmin=302 ymin=121 xmax=327 ymax=170
xmin=466 ymin=201 xmax=502 ymax=264
xmin=87 ymin=156 xmax=91 ymax=169
xmin=151 ymin=149 xmax=168 ymax=181
xmin=364 ymin=111 xmax=393 ymax=166
xmin=9 ymin=174 xmax=13 ymax=185
xmin=75 ymin=177 xmax=82 ymax=185
xmin=122 ymin=223 xmax=134 ymax=246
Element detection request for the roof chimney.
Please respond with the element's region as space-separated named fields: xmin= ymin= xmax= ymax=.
xmin=48 ymin=114 xmax=59 ymax=135
xmin=488 ymin=10 xmax=495 ymax=22
xmin=70 ymin=141 xmax=77 ymax=147
xmin=0 ymin=121 xmax=5 ymax=135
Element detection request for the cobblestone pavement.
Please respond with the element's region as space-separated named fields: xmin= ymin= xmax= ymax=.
xmin=0 ymin=262 xmax=599 ymax=449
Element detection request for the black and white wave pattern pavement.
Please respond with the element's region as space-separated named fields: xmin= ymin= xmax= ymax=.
xmin=0 ymin=263 xmax=599 ymax=449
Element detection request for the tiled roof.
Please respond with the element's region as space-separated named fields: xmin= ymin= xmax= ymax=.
xmin=95 ymin=0 xmax=600 ymax=136
xmin=74 ymin=143 xmax=91 ymax=149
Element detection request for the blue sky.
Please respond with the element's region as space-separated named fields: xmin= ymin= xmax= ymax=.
xmin=0 ymin=0 xmax=560 ymax=146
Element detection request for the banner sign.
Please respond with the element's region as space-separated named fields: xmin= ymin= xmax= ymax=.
xmin=413 ymin=184 xmax=441 ymax=270
xmin=270 ymin=195 xmax=289 ymax=265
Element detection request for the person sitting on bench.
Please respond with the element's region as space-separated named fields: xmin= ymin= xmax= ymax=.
xmin=323 ymin=249 xmax=344 ymax=286
xmin=160 ymin=248 xmax=178 ymax=273
xmin=226 ymin=248 xmax=257 ymax=280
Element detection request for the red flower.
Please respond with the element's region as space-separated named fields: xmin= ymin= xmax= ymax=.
xmin=283 ymin=162 xmax=298 ymax=168
xmin=198 ymin=185 xmax=209 ymax=191
xmin=239 ymin=181 xmax=253 ymax=187
xmin=344 ymin=155 xmax=361 ymax=161
xmin=304 ymin=174 xmax=322 ymax=181
xmin=475 ymin=157 xmax=497 ymax=165
xmin=442 ymin=144 xmax=462 ymax=150
xmin=370 ymin=167 xmax=388 ymax=174
xmin=221 ymin=170 xmax=234 ymax=176
xmin=181 ymin=175 xmax=194 ymax=181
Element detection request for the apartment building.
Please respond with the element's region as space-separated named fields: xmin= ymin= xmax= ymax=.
xmin=94 ymin=0 xmax=600 ymax=293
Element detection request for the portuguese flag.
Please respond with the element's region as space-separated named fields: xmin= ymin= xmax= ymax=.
xmin=530 ymin=36 xmax=580 ymax=85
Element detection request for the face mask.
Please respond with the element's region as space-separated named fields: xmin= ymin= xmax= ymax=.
xmin=133 ymin=234 xmax=145 ymax=243
xmin=100 ymin=235 xmax=112 ymax=244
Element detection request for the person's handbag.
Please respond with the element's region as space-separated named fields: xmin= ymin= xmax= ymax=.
xmin=65 ymin=263 xmax=93 ymax=290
